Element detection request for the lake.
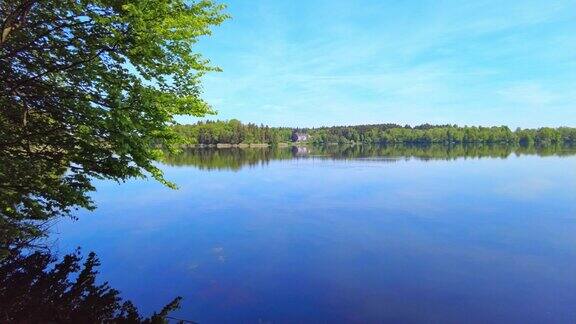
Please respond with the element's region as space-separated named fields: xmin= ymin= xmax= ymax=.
xmin=53 ymin=145 xmax=576 ymax=323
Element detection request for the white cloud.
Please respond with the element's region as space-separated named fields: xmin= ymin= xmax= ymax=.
xmin=498 ymin=83 xmax=558 ymax=107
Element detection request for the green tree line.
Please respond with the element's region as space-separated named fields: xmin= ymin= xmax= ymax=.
xmin=173 ymin=120 xmax=576 ymax=145
xmin=173 ymin=119 xmax=293 ymax=145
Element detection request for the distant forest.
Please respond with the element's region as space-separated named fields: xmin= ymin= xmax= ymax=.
xmin=172 ymin=119 xmax=576 ymax=146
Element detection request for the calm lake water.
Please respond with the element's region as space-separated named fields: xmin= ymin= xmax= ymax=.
xmin=54 ymin=145 xmax=576 ymax=323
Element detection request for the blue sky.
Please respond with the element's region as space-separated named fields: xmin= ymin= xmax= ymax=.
xmin=181 ymin=0 xmax=576 ymax=128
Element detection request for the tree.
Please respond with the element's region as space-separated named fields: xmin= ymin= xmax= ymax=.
xmin=0 ymin=1 xmax=228 ymax=247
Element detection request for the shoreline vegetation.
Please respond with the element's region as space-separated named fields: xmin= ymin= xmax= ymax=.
xmin=173 ymin=119 xmax=576 ymax=147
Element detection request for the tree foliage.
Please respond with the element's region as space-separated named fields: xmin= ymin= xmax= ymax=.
xmin=172 ymin=119 xmax=293 ymax=145
xmin=0 ymin=0 xmax=228 ymax=247
xmin=173 ymin=121 xmax=576 ymax=146
xmin=306 ymin=124 xmax=576 ymax=145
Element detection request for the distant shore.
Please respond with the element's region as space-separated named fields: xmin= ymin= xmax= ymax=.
xmin=173 ymin=120 xmax=576 ymax=147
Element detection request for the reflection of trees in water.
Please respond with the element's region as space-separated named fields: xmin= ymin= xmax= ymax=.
xmin=163 ymin=147 xmax=294 ymax=170
xmin=162 ymin=144 xmax=576 ymax=171
xmin=0 ymin=248 xmax=184 ymax=323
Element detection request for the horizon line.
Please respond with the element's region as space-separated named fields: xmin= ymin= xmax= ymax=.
xmin=177 ymin=118 xmax=575 ymax=130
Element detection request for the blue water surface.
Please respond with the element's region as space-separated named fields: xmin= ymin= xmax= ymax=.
xmin=54 ymin=148 xmax=576 ymax=323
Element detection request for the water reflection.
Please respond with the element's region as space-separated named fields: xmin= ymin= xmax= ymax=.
xmin=0 ymin=247 xmax=183 ymax=323
xmin=163 ymin=144 xmax=576 ymax=170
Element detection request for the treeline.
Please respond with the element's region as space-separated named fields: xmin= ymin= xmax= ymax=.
xmin=172 ymin=119 xmax=292 ymax=145
xmin=172 ymin=120 xmax=576 ymax=145
xmin=309 ymin=124 xmax=576 ymax=145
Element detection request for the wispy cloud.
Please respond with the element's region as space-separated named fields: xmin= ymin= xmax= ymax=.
xmin=183 ymin=0 xmax=576 ymax=127
xmin=498 ymin=83 xmax=559 ymax=107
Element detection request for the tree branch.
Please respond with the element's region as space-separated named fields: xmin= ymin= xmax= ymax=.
xmin=1 ymin=0 xmax=36 ymax=46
